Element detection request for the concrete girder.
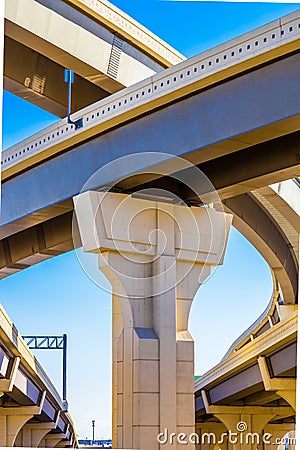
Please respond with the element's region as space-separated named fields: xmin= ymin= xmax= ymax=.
xmin=219 ymin=177 xmax=299 ymax=358
xmin=61 ymin=0 xmax=183 ymax=67
xmin=0 ymin=180 xmax=298 ymax=301
xmin=0 ymin=153 xmax=298 ymax=307
xmin=0 ymin=305 xmax=77 ymax=447
xmin=252 ymin=183 xmax=299 ymax=263
xmin=3 ymin=51 xmax=300 ymax=183
xmin=0 ymin=211 xmax=73 ymax=279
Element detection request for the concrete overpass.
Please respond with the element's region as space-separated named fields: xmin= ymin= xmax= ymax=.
xmin=194 ymin=308 xmax=296 ymax=449
xmin=192 ymin=177 xmax=299 ymax=449
xmin=0 ymin=304 xmax=77 ymax=448
xmin=4 ymin=0 xmax=183 ymax=117
xmin=73 ymin=173 xmax=299 ymax=448
xmin=1 ymin=12 xmax=299 ymax=300
xmin=1 ymin=6 xmax=299 ymax=449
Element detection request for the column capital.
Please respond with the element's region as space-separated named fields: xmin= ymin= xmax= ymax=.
xmin=75 ymin=191 xmax=232 ymax=300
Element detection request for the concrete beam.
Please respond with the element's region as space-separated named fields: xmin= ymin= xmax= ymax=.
xmin=201 ymin=390 xmax=294 ymax=417
xmin=252 ymin=182 xmax=300 ymax=263
xmin=0 ymin=211 xmax=73 ymax=279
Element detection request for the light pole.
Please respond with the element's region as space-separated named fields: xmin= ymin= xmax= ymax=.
xmin=92 ymin=420 xmax=95 ymax=442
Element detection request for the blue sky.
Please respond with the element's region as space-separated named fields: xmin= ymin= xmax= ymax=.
xmin=1 ymin=0 xmax=299 ymax=440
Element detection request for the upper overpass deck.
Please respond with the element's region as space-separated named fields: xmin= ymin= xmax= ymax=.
xmin=5 ymin=0 xmax=183 ymax=116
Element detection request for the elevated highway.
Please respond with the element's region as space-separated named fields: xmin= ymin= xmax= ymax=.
xmin=193 ymin=176 xmax=299 ymax=448
xmin=2 ymin=4 xmax=299 ymax=448
xmin=0 ymin=304 xmax=77 ymax=448
xmin=223 ymin=179 xmax=300 ymax=305
xmin=194 ymin=307 xmax=296 ymax=449
xmin=1 ymin=11 xmax=299 ymax=304
xmin=2 ymin=10 xmax=300 ymax=180
xmin=4 ymin=0 xmax=183 ymax=116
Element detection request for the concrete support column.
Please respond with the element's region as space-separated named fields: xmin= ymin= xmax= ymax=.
xmin=0 ymin=413 xmax=33 ymax=447
xmin=195 ymin=423 xmax=228 ymax=450
xmin=75 ymin=191 xmax=231 ymax=450
xmin=39 ymin=434 xmax=66 ymax=448
xmin=19 ymin=428 xmax=32 ymax=447
xmin=201 ymin=391 xmax=294 ymax=450
xmin=0 ymin=391 xmax=46 ymax=446
xmin=212 ymin=413 xmax=271 ymax=450
xmin=112 ymin=294 xmax=123 ymax=448
xmin=56 ymin=438 xmax=72 ymax=447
